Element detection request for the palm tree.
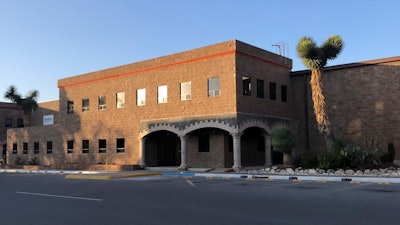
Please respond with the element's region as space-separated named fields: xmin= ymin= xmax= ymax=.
xmin=296 ymin=35 xmax=344 ymax=150
xmin=4 ymin=85 xmax=39 ymax=127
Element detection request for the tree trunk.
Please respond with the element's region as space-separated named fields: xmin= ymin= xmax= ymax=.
xmin=283 ymin=153 xmax=292 ymax=166
xmin=310 ymin=69 xmax=335 ymax=150
xmin=23 ymin=111 xmax=31 ymax=127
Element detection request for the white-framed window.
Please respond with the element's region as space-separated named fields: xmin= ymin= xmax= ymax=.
xmin=67 ymin=140 xmax=74 ymax=154
xmin=208 ymin=77 xmax=220 ymax=97
xmin=99 ymin=139 xmax=106 ymax=153
xmin=137 ymin=88 xmax=146 ymax=106
xmin=82 ymin=140 xmax=89 ymax=154
xmin=242 ymin=76 xmax=251 ymax=96
xmin=180 ymin=81 xmax=192 ymax=101
xmin=82 ymin=98 xmax=90 ymax=112
xmin=116 ymin=92 xmax=125 ymax=108
xmin=67 ymin=101 xmax=74 ymax=114
xmin=158 ymin=85 xmax=168 ymax=104
xmin=98 ymin=96 xmax=106 ymax=110
xmin=116 ymin=138 xmax=125 ymax=153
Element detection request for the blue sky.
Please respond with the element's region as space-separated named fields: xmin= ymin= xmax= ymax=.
xmin=1 ymin=0 xmax=399 ymax=102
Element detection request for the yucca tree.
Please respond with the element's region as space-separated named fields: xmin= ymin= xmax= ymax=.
xmin=4 ymin=85 xmax=39 ymax=127
xmin=296 ymin=35 xmax=344 ymax=150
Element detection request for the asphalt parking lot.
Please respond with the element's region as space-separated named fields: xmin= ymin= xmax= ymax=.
xmin=2 ymin=173 xmax=400 ymax=225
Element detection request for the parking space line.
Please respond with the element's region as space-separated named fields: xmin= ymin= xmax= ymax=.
xmin=329 ymin=182 xmax=373 ymax=192
xmin=16 ymin=191 xmax=102 ymax=201
xmin=185 ymin=178 xmax=196 ymax=187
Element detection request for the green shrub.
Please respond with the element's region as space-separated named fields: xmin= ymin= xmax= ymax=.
xmin=14 ymin=157 xmax=24 ymax=165
xmin=340 ymin=146 xmax=381 ymax=169
xmin=296 ymin=149 xmax=346 ymax=170
xmin=28 ymin=157 xmax=40 ymax=165
xmin=271 ymin=126 xmax=295 ymax=154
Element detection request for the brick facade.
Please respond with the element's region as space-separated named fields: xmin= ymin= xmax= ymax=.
xmin=5 ymin=40 xmax=400 ymax=168
xmin=291 ymin=57 xmax=400 ymax=161
xmin=6 ymin=40 xmax=293 ymax=168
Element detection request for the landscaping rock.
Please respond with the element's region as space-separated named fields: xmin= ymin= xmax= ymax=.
xmin=345 ymin=169 xmax=355 ymax=176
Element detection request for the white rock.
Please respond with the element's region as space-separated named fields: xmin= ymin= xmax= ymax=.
xmin=335 ymin=169 xmax=344 ymax=176
xmin=286 ymin=168 xmax=295 ymax=175
xmin=345 ymin=169 xmax=355 ymax=176
xmin=308 ymin=169 xmax=317 ymax=175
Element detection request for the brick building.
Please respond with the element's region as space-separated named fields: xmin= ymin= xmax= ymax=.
xmin=4 ymin=40 xmax=400 ymax=168
xmin=292 ymin=57 xmax=400 ymax=159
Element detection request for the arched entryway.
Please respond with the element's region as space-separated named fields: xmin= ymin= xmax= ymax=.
xmin=144 ymin=131 xmax=180 ymax=167
xmin=241 ymin=127 xmax=268 ymax=167
xmin=186 ymin=128 xmax=233 ymax=168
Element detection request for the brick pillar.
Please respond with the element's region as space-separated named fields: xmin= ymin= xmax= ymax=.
xmin=264 ymin=134 xmax=272 ymax=166
xmin=179 ymin=135 xmax=188 ymax=170
xmin=231 ymin=132 xmax=242 ymax=170
xmin=139 ymin=137 xmax=147 ymax=168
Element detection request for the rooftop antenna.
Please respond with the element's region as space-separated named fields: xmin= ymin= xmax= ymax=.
xmin=272 ymin=42 xmax=289 ymax=64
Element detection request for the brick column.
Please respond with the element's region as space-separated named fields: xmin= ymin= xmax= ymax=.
xmin=139 ymin=137 xmax=147 ymax=168
xmin=179 ymin=135 xmax=188 ymax=170
xmin=264 ymin=134 xmax=272 ymax=166
xmin=231 ymin=132 xmax=242 ymax=170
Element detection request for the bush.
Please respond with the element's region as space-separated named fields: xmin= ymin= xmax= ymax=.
xmin=271 ymin=126 xmax=295 ymax=154
xmin=295 ymin=149 xmax=346 ymax=170
xmin=14 ymin=157 xmax=24 ymax=165
xmin=28 ymin=157 xmax=40 ymax=165
xmin=340 ymin=146 xmax=381 ymax=169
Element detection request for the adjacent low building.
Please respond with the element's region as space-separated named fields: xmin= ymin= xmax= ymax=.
xmin=3 ymin=40 xmax=400 ymax=169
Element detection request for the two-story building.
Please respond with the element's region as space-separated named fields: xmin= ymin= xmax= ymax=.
xmin=5 ymin=40 xmax=400 ymax=169
xmin=6 ymin=40 xmax=294 ymax=169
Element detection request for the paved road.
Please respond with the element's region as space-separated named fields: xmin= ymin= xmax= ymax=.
xmin=1 ymin=173 xmax=399 ymax=225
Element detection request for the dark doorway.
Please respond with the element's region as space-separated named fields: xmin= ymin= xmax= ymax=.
xmin=2 ymin=143 xmax=7 ymax=164
xmin=272 ymin=150 xmax=283 ymax=165
xmin=145 ymin=131 xmax=180 ymax=167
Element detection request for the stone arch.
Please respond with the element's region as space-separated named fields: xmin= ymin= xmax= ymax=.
xmin=239 ymin=119 xmax=272 ymax=134
xmin=182 ymin=120 xmax=238 ymax=136
xmin=139 ymin=123 xmax=182 ymax=139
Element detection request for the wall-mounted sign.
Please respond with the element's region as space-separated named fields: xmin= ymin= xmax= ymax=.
xmin=43 ymin=115 xmax=54 ymax=125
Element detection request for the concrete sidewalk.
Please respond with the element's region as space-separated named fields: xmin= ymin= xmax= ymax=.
xmin=3 ymin=167 xmax=400 ymax=184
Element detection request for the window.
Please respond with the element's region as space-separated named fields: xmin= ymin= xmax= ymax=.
xmin=82 ymin=140 xmax=89 ymax=154
xmin=82 ymin=99 xmax=90 ymax=112
xmin=208 ymin=77 xmax=220 ymax=97
xmin=67 ymin=101 xmax=74 ymax=114
xmin=17 ymin=118 xmax=24 ymax=127
xmin=257 ymin=79 xmax=264 ymax=98
xmin=198 ymin=134 xmax=210 ymax=152
xmin=116 ymin=138 xmax=125 ymax=153
xmin=116 ymin=92 xmax=125 ymax=108
xmin=137 ymin=88 xmax=146 ymax=106
xmin=12 ymin=143 xmax=17 ymax=154
xmin=99 ymin=139 xmax=107 ymax=153
xmin=34 ymin=142 xmax=39 ymax=154
xmin=281 ymin=85 xmax=288 ymax=102
xmin=47 ymin=141 xmax=53 ymax=154
xmin=269 ymin=82 xmax=276 ymax=100
xmin=180 ymin=81 xmax=192 ymax=101
xmin=67 ymin=140 xmax=74 ymax=153
xmin=4 ymin=118 xmax=12 ymax=127
xmin=242 ymin=76 xmax=251 ymax=96
xmin=158 ymin=85 xmax=168 ymax=104
xmin=98 ymin=96 xmax=106 ymax=110
xmin=23 ymin=142 xmax=28 ymax=154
